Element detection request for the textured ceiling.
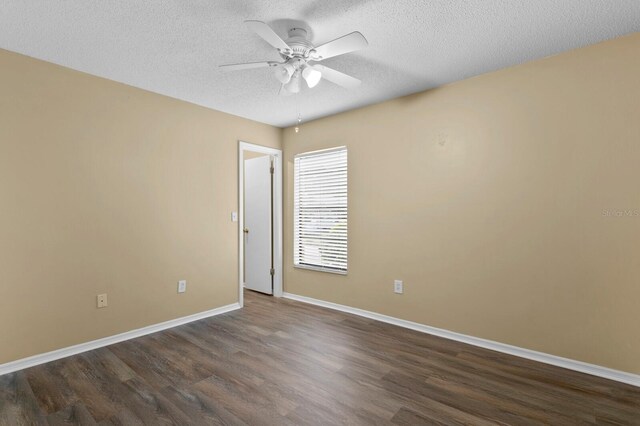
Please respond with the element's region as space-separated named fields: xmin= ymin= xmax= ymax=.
xmin=1 ymin=1 xmax=639 ymax=127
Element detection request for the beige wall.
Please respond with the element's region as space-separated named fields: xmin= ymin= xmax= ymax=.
xmin=0 ymin=49 xmax=281 ymax=364
xmin=3 ymin=33 xmax=639 ymax=374
xmin=283 ymin=33 xmax=640 ymax=374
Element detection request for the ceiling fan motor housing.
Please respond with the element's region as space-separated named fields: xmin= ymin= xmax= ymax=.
xmin=282 ymin=28 xmax=315 ymax=59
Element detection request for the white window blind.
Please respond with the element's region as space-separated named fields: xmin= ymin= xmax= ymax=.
xmin=294 ymin=147 xmax=347 ymax=274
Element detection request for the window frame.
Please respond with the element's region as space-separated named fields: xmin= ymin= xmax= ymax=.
xmin=293 ymin=146 xmax=348 ymax=275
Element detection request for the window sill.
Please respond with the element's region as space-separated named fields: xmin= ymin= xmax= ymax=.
xmin=294 ymin=264 xmax=348 ymax=275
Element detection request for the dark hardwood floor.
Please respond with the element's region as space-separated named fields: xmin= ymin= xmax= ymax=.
xmin=1 ymin=290 xmax=639 ymax=425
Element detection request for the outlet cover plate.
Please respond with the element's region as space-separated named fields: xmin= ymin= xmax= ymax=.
xmin=97 ymin=294 xmax=108 ymax=308
xmin=178 ymin=280 xmax=187 ymax=293
xmin=394 ymin=280 xmax=403 ymax=294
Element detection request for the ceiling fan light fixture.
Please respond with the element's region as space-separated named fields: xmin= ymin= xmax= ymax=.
xmin=220 ymin=21 xmax=367 ymax=95
xmin=302 ymin=66 xmax=322 ymax=88
xmin=284 ymin=70 xmax=301 ymax=93
xmin=274 ymin=63 xmax=294 ymax=84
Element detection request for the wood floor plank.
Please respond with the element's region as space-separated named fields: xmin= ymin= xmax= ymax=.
xmin=193 ymin=373 xmax=296 ymax=426
xmin=118 ymin=377 xmax=193 ymax=425
xmin=24 ymin=361 xmax=79 ymax=415
xmin=80 ymin=349 xmax=136 ymax=384
xmin=46 ymin=403 xmax=97 ymax=426
xmin=2 ymin=290 xmax=639 ymax=425
xmin=51 ymin=358 xmax=119 ymax=423
xmin=392 ymin=406 xmax=458 ymax=426
xmin=160 ymin=384 xmax=247 ymax=426
xmin=0 ymin=372 xmax=47 ymax=426
xmin=95 ymin=407 xmax=144 ymax=426
xmin=106 ymin=338 xmax=179 ymax=390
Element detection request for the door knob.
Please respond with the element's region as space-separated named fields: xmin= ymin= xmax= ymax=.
xmin=243 ymin=228 xmax=249 ymax=234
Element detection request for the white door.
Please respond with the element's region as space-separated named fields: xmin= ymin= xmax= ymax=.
xmin=244 ymin=155 xmax=273 ymax=294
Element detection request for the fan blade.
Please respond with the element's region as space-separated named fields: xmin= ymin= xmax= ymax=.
xmin=312 ymin=31 xmax=368 ymax=61
xmin=219 ymin=61 xmax=278 ymax=71
xmin=313 ymin=65 xmax=361 ymax=89
xmin=245 ymin=20 xmax=290 ymax=52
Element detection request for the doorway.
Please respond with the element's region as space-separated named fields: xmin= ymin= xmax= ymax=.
xmin=238 ymin=141 xmax=283 ymax=307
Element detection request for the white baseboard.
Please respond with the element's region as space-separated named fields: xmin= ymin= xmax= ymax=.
xmin=282 ymin=292 xmax=640 ymax=388
xmin=0 ymin=303 xmax=241 ymax=377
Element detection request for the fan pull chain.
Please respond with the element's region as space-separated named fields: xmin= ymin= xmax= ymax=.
xmin=295 ymin=113 xmax=302 ymax=133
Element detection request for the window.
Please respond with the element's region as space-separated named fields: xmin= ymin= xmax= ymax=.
xmin=294 ymin=147 xmax=348 ymax=274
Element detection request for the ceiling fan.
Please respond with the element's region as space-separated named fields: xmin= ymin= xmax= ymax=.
xmin=220 ymin=20 xmax=368 ymax=94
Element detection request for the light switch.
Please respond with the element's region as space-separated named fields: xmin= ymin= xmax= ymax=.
xmin=231 ymin=211 xmax=238 ymax=222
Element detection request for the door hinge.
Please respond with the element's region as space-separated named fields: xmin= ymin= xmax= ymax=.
xmin=270 ymin=166 xmax=274 ymax=174
xmin=270 ymin=268 xmax=275 ymax=276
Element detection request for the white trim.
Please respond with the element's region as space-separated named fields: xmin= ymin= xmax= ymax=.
xmin=293 ymin=145 xmax=347 ymax=159
xmin=282 ymin=293 xmax=640 ymax=388
xmin=293 ymin=147 xmax=348 ymax=274
xmin=238 ymin=141 xmax=283 ymax=305
xmin=0 ymin=303 xmax=240 ymax=377
xmin=294 ymin=264 xmax=347 ymax=275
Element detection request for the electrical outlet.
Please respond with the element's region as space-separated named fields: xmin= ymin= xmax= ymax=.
xmin=97 ymin=294 xmax=108 ymax=308
xmin=178 ymin=280 xmax=187 ymax=293
xmin=394 ymin=280 xmax=403 ymax=294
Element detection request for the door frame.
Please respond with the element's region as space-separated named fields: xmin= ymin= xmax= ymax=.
xmin=238 ymin=141 xmax=283 ymax=307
